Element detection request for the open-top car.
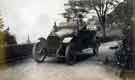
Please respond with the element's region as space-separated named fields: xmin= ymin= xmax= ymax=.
xmin=32 ymin=17 xmax=100 ymax=65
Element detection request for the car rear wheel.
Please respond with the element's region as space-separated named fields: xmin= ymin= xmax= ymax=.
xmin=32 ymin=42 xmax=47 ymax=63
xmin=65 ymin=43 xmax=76 ymax=65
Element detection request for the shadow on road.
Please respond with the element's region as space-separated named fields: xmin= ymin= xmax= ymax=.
xmin=43 ymin=54 xmax=95 ymax=65
xmin=6 ymin=56 xmax=31 ymax=67
xmin=5 ymin=53 xmax=95 ymax=67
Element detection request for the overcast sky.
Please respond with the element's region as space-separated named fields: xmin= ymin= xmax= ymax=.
xmin=0 ymin=0 xmax=68 ymax=43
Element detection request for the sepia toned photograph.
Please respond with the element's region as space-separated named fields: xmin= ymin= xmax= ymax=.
xmin=0 ymin=0 xmax=134 ymax=80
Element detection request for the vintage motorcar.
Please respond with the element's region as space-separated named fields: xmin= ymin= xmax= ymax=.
xmin=32 ymin=21 xmax=100 ymax=65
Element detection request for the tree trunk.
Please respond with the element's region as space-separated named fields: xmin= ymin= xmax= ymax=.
xmin=101 ymin=15 xmax=106 ymax=41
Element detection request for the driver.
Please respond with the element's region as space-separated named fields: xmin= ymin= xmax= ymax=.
xmin=76 ymin=14 xmax=87 ymax=31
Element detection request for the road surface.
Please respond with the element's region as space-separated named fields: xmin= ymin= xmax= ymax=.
xmin=0 ymin=41 xmax=122 ymax=80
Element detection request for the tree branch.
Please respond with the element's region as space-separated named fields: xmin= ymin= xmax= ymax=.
xmin=104 ymin=0 xmax=109 ymax=15
xmin=94 ymin=6 xmax=103 ymax=26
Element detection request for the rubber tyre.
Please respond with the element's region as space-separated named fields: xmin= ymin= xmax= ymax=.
xmin=65 ymin=43 xmax=76 ymax=65
xmin=32 ymin=42 xmax=47 ymax=63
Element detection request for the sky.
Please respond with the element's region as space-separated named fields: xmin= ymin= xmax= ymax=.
xmin=0 ymin=0 xmax=123 ymax=44
xmin=0 ymin=0 xmax=68 ymax=44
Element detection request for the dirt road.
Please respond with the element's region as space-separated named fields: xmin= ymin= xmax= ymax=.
xmin=0 ymin=41 xmax=122 ymax=80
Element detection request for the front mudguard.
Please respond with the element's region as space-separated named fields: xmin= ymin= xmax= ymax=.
xmin=38 ymin=37 xmax=47 ymax=48
xmin=56 ymin=37 xmax=73 ymax=57
xmin=56 ymin=37 xmax=74 ymax=57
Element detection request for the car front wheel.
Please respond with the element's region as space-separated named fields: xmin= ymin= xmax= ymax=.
xmin=32 ymin=42 xmax=47 ymax=63
xmin=65 ymin=43 xmax=77 ymax=65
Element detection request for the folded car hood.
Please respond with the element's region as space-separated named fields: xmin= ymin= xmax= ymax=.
xmin=55 ymin=29 xmax=74 ymax=38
